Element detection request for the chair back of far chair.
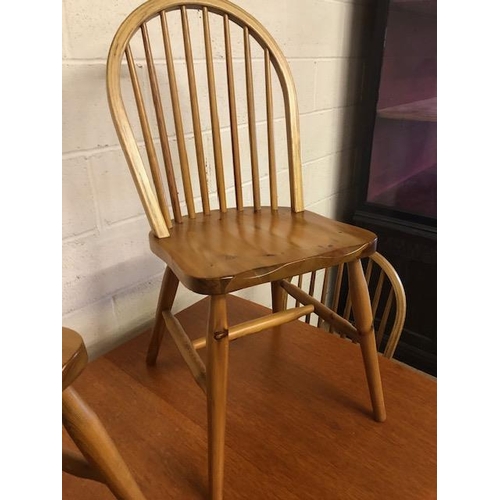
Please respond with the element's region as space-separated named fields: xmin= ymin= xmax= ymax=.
xmin=107 ymin=0 xmax=305 ymax=238
xmin=287 ymin=252 xmax=406 ymax=358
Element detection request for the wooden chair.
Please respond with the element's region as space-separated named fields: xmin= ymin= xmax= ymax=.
xmin=62 ymin=327 xmax=146 ymax=500
xmin=106 ymin=1 xmax=385 ymax=497
xmin=284 ymin=252 xmax=407 ymax=359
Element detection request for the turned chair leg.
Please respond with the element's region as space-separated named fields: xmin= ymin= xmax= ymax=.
xmin=347 ymin=259 xmax=386 ymax=423
xmin=62 ymin=387 xmax=146 ymax=500
xmin=206 ymin=295 xmax=230 ymax=500
xmin=146 ymin=266 xmax=179 ymax=366
xmin=271 ymin=281 xmax=287 ymax=313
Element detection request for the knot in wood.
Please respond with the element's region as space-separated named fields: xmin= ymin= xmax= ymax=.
xmin=214 ymin=329 xmax=228 ymax=341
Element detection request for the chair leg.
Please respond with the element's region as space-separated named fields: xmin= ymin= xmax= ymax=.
xmin=206 ymin=295 xmax=229 ymax=500
xmin=146 ymin=266 xmax=179 ymax=366
xmin=347 ymin=259 xmax=386 ymax=423
xmin=271 ymin=281 xmax=287 ymax=312
xmin=62 ymin=387 xmax=146 ymax=500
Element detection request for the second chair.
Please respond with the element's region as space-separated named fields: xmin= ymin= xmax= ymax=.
xmin=285 ymin=252 xmax=407 ymax=359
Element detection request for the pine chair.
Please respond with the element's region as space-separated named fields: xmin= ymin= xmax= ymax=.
xmin=284 ymin=252 xmax=407 ymax=359
xmin=62 ymin=328 xmax=146 ymax=499
xmin=106 ymin=1 xmax=385 ymax=498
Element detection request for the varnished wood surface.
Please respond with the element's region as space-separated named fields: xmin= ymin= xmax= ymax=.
xmin=107 ymin=0 xmax=304 ymax=237
xmin=288 ymin=252 xmax=406 ymax=359
xmin=150 ymin=207 xmax=377 ymax=294
xmin=206 ymin=295 xmax=230 ymax=500
xmin=62 ymin=327 xmax=88 ymax=390
xmin=63 ymin=295 xmax=436 ymax=499
xmin=63 ymin=387 xmax=147 ymax=500
xmin=347 ymin=259 xmax=386 ymax=422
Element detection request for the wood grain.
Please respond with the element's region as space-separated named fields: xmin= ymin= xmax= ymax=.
xmin=63 ymin=387 xmax=147 ymax=500
xmin=141 ymin=22 xmax=182 ymax=223
xmin=63 ymin=328 xmax=146 ymax=499
xmin=206 ymin=295 xmax=229 ymax=500
xmin=149 ymin=207 xmax=377 ymax=294
xmin=348 ymin=260 xmax=386 ymax=422
xmin=160 ymin=10 xmax=196 ymax=218
xmin=224 ymin=13 xmax=243 ymax=211
xmin=203 ymin=7 xmax=227 ymax=213
xmin=191 ymin=304 xmax=314 ymax=349
xmin=244 ymin=26 xmax=260 ymax=210
xmin=294 ymin=252 xmax=406 ymax=359
xmin=107 ymin=0 xmax=305 ymax=234
xmin=146 ymin=266 xmax=179 ymax=366
xmin=265 ymin=48 xmax=278 ymax=210
xmin=181 ymin=6 xmax=210 ymax=215
xmin=280 ymin=279 xmax=359 ymax=341
xmin=63 ymin=295 xmax=436 ymax=500
xmin=163 ymin=310 xmax=207 ymax=393
xmin=125 ymin=45 xmax=173 ymax=229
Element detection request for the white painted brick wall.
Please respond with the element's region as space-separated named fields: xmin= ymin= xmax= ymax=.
xmin=62 ymin=0 xmax=374 ymax=358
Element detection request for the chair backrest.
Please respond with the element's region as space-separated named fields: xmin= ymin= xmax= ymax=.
xmin=288 ymin=252 xmax=407 ymax=358
xmin=107 ymin=0 xmax=304 ymax=238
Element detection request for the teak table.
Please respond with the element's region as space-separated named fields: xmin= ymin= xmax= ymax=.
xmin=62 ymin=295 xmax=436 ymax=499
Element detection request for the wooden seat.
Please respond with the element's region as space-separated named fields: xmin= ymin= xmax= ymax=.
xmin=106 ymin=1 xmax=386 ymax=498
xmin=62 ymin=327 xmax=88 ymax=391
xmin=62 ymin=328 xmax=146 ymax=500
xmin=150 ymin=207 xmax=376 ymax=294
xmin=284 ymin=252 xmax=407 ymax=359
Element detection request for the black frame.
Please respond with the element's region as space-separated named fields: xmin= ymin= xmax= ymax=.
xmin=355 ymin=0 xmax=437 ymax=233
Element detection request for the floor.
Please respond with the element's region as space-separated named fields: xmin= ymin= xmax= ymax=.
xmin=63 ymin=295 xmax=437 ymax=499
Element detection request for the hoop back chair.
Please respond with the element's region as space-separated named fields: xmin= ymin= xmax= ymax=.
xmin=62 ymin=328 xmax=146 ymax=499
xmin=107 ymin=1 xmax=385 ymax=497
xmin=285 ymin=252 xmax=407 ymax=359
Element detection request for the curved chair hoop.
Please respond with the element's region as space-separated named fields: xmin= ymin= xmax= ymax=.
xmin=106 ymin=0 xmax=303 ymax=238
xmin=370 ymin=252 xmax=407 ymax=358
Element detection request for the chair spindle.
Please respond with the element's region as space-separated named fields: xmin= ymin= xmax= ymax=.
xmin=125 ymin=46 xmax=173 ymax=229
xmin=244 ymin=26 xmax=260 ymax=210
xmin=305 ymin=271 xmax=317 ymax=324
xmin=181 ymin=6 xmax=210 ymax=215
xmin=295 ymin=274 xmax=303 ymax=308
xmin=371 ymin=269 xmax=386 ymax=319
xmin=160 ymin=11 xmax=195 ymax=218
xmin=377 ymin=288 xmax=394 ymax=347
xmin=203 ymin=7 xmax=227 ymax=213
xmin=317 ymin=266 xmax=331 ymax=328
xmin=224 ymin=14 xmax=244 ymax=210
xmin=265 ymin=48 xmax=278 ymax=210
xmin=141 ymin=22 xmax=183 ymax=223
xmin=329 ymin=263 xmax=345 ymax=333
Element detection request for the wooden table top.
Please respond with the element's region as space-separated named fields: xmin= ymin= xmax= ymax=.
xmin=62 ymin=295 xmax=436 ymax=499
